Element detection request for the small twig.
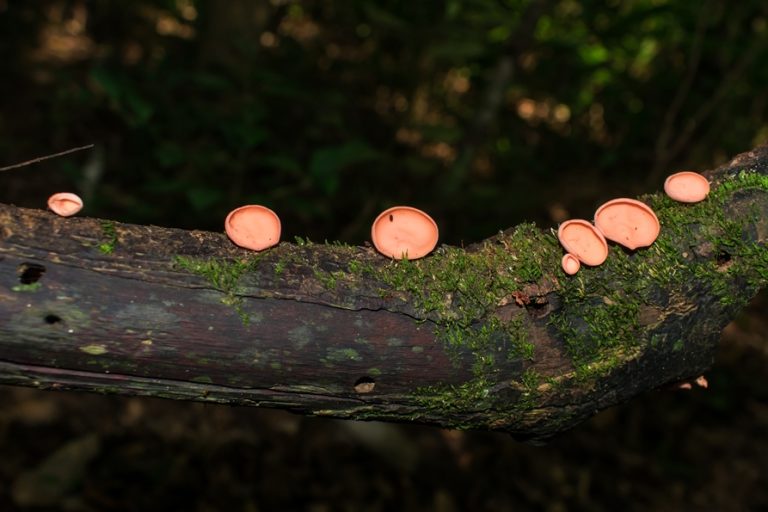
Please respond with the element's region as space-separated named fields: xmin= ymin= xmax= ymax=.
xmin=0 ymin=144 xmax=95 ymax=172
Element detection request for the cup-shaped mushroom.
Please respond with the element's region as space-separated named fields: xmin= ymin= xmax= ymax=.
xmin=594 ymin=198 xmax=660 ymax=250
xmin=225 ymin=205 xmax=281 ymax=251
xmin=371 ymin=206 xmax=439 ymax=260
xmin=47 ymin=192 xmax=83 ymax=217
xmin=557 ymin=219 xmax=608 ymax=266
xmin=561 ymin=253 xmax=581 ymax=275
xmin=664 ymin=171 xmax=710 ymax=203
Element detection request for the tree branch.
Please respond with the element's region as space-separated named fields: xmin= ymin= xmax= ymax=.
xmin=1 ymin=145 xmax=767 ymax=442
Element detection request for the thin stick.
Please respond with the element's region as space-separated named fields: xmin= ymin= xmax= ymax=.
xmin=0 ymin=144 xmax=95 ymax=172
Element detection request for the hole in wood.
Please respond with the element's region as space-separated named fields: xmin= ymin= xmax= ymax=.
xmin=354 ymin=376 xmax=376 ymax=394
xmin=18 ymin=263 xmax=46 ymax=284
xmin=716 ymin=250 xmax=734 ymax=271
xmin=44 ymin=314 xmax=62 ymax=325
xmin=716 ymin=251 xmax=732 ymax=265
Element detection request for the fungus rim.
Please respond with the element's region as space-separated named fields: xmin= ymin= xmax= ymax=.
xmin=371 ymin=206 xmax=439 ymax=260
xmin=593 ymin=198 xmax=660 ymax=250
xmin=224 ymin=204 xmax=281 ymax=252
xmin=561 ymin=253 xmax=581 ymax=275
xmin=557 ymin=219 xmax=609 ymax=266
xmin=47 ymin=192 xmax=83 ymax=217
xmin=664 ymin=171 xmax=711 ymax=203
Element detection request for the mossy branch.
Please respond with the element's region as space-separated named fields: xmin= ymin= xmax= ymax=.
xmin=1 ymin=145 xmax=767 ymax=442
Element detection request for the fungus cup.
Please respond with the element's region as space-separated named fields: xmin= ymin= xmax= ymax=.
xmin=557 ymin=219 xmax=608 ymax=266
xmin=594 ymin=198 xmax=660 ymax=250
xmin=561 ymin=253 xmax=581 ymax=275
xmin=664 ymin=171 xmax=710 ymax=203
xmin=371 ymin=206 xmax=438 ymax=260
xmin=224 ymin=205 xmax=281 ymax=251
xmin=47 ymin=192 xmax=83 ymax=217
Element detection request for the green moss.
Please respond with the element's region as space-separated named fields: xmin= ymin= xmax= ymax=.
xmin=325 ymin=347 xmax=362 ymax=362
xmin=347 ymin=259 xmax=361 ymax=274
xmin=374 ymin=224 xmax=557 ymax=322
xmin=316 ymin=225 xmax=550 ymax=408
xmin=80 ymin=344 xmax=108 ymax=355
xmin=505 ymin=316 xmax=533 ymax=360
xmin=313 ymin=266 xmax=345 ymax=290
xmin=294 ymin=236 xmax=313 ymax=246
xmin=174 ymin=255 xmax=260 ymax=324
xmin=551 ymin=280 xmax=642 ymax=369
xmin=414 ymin=377 xmax=494 ymax=412
xmin=520 ymin=367 xmax=541 ymax=390
xmin=171 ymin=170 xmax=765 ymax=424
xmin=333 ymin=223 xmax=561 ymax=414
xmin=652 ymin=169 xmax=768 ymax=308
xmin=12 ymin=282 xmax=42 ymax=292
xmin=98 ymin=220 xmax=118 ymax=254
xmin=550 ymin=169 xmax=768 ymax=380
xmin=515 ymin=368 xmax=542 ymax=408
xmin=175 ymin=255 xmax=253 ymax=291
xmin=271 ymin=249 xmax=305 ymax=279
xmin=711 ymin=170 xmax=768 ymax=197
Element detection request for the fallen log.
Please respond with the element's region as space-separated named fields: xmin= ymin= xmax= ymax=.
xmin=1 ymin=145 xmax=767 ymax=442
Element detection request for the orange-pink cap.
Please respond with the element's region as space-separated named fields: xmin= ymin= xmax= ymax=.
xmin=371 ymin=206 xmax=438 ymax=260
xmin=224 ymin=205 xmax=281 ymax=251
xmin=594 ymin=198 xmax=659 ymax=250
xmin=47 ymin=192 xmax=83 ymax=217
xmin=557 ymin=219 xmax=609 ymax=266
xmin=664 ymin=171 xmax=710 ymax=203
xmin=561 ymin=253 xmax=581 ymax=275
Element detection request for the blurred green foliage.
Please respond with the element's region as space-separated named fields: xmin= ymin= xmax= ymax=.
xmin=0 ymin=0 xmax=767 ymax=243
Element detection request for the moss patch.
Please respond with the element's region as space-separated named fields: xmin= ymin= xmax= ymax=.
xmin=12 ymin=282 xmax=42 ymax=292
xmin=80 ymin=344 xmax=108 ymax=355
xmin=98 ymin=220 xmax=118 ymax=254
xmin=328 ymin=223 xmax=560 ymax=414
xmin=174 ymin=171 xmax=767 ymax=427
xmin=550 ymin=169 xmax=768 ymax=380
xmin=174 ymin=255 xmax=261 ymax=324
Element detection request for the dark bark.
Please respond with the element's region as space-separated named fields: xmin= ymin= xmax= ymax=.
xmin=1 ymin=146 xmax=767 ymax=442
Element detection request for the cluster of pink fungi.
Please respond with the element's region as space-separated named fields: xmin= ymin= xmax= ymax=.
xmin=45 ymin=171 xmax=709 ymax=268
xmin=222 ymin=204 xmax=439 ymax=259
xmin=558 ymin=171 xmax=711 ymax=275
xmin=46 ymin=192 xmax=440 ymax=261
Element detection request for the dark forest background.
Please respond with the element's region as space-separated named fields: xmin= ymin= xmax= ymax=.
xmin=1 ymin=1 xmax=767 ymax=510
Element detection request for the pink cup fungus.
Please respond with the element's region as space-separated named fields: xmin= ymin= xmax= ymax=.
xmin=371 ymin=206 xmax=439 ymax=260
xmin=594 ymin=198 xmax=660 ymax=250
xmin=557 ymin=219 xmax=609 ymax=266
xmin=664 ymin=171 xmax=710 ymax=203
xmin=224 ymin=205 xmax=281 ymax=251
xmin=47 ymin=192 xmax=83 ymax=217
xmin=561 ymin=253 xmax=581 ymax=275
